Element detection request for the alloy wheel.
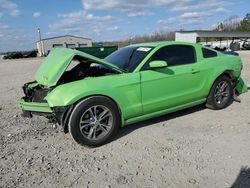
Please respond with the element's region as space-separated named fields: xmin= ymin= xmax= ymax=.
xmin=79 ymin=105 xmax=113 ymax=140
xmin=214 ymin=81 xmax=230 ymax=104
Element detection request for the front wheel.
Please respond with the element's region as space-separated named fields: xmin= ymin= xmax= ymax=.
xmin=69 ymin=96 xmax=120 ymax=146
xmin=206 ymin=76 xmax=233 ymax=110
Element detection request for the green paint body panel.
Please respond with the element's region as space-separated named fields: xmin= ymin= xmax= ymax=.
xmin=125 ymin=98 xmax=206 ymax=125
xmin=18 ymin=42 xmax=248 ymax=127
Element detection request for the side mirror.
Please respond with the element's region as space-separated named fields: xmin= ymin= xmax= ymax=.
xmin=149 ymin=60 xmax=168 ymax=69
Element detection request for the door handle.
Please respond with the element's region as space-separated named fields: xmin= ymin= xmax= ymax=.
xmin=191 ymin=69 xmax=200 ymax=74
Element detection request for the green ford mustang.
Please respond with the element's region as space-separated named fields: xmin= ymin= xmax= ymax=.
xmin=18 ymin=41 xmax=248 ymax=146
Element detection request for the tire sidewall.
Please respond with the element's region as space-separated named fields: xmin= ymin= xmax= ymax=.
xmin=69 ymin=96 xmax=120 ymax=146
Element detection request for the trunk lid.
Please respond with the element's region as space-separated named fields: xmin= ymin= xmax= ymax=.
xmin=35 ymin=48 xmax=123 ymax=87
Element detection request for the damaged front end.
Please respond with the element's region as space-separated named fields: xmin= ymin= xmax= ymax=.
xmin=18 ymin=81 xmax=73 ymax=132
xmin=18 ymin=81 xmax=52 ymax=117
xmin=18 ymin=48 xmax=124 ymax=131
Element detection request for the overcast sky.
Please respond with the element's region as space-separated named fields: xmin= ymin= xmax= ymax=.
xmin=0 ymin=0 xmax=249 ymax=52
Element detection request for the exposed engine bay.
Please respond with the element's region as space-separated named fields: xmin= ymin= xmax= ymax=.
xmin=22 ymin=83 xmax=51 ymax=103
xmin=58 ymin=56 xmax=117 ymax=85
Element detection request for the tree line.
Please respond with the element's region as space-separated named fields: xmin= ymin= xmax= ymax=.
xmin=215 ymin=13 xmax=250 ymax=31
xmin=97 ymin=13 xmax=250 ymax=47
xmin=94 ymin=31 xmax=175 ymax=48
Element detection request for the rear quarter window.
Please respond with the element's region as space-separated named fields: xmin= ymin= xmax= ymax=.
xmin=202 ymin=48 xmax=217 ymax=58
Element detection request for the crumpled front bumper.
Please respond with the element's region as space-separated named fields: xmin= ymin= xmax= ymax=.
xmin=17 ymin=82 xmax=73 ymax=132
xmin=18 ymin=99 xmax=53 ymax=118
xmin=18 ymin=99 xmax=73 ymax=132
xmin=18 ymin=99 xmax=53 ymax=113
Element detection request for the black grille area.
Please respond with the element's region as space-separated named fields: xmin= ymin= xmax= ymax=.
xmin=22 ymin=82 xmax=51 ymax=103
xmin=22 ymin=82 xmax=34 ymax=100
xmin=32 ymin=88 xmax=50 ymax=102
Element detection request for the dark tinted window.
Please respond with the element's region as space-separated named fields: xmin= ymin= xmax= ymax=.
xmin=105 ymin=46 xmax=153 ymax=72
xmin=148 ymin=45 xmax=196 ymax=67
xmin=202 ymin=48 xmax=217 ymax=58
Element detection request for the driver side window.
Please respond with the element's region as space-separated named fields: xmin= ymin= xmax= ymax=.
xmin=143 ymin=45 xmax=196 ymax=70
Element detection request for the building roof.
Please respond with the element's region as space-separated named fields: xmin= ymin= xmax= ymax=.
xmin=175 ymin=30 xmax=250 ymax=38
xmin=37 ymin=35 xmax=92 ymax=42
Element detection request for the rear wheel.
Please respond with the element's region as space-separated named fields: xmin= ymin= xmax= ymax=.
xmin=69 ymin=96 xmax=120 ymax=146
xmin=206 ymin=76 xmax=233 ymax=110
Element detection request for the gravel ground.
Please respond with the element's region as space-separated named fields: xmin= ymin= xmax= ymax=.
xmin=0 ymin=52 xmax=250 ymax=188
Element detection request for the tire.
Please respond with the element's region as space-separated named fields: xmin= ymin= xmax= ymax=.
xmin=69 ymin=96 xmax=120 ymax=147
xmin=206 ymin=75 xmax=233 ymax=110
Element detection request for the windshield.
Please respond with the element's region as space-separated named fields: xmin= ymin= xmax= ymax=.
xmin=105 ymin=46 xmax=153 ymax=72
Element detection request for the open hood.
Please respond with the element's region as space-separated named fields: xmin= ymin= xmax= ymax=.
xmin=35 ymin=48 xmax=123 ymax=87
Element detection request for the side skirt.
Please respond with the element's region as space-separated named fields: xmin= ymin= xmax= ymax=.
xmin=124 ymin=98 xmax=206 ymax=126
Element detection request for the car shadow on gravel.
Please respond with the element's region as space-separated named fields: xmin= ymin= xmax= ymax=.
xmin=112 ymin=104 xmax=206 ymax=142
xmin=231 ymin=166 xmax=250 ymax=188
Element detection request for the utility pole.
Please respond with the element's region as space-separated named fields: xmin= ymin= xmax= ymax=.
xmin=37 ymin=28 xmax=43 ymax=56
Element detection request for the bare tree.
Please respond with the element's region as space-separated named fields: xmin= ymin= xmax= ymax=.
xmin=214 ymin=16 xmax=241 ymax=31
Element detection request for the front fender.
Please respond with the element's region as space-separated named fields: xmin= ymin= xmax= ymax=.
xmin=45 ymin=79 xmax=105 ymax=107
xmin=45 ymin=73 xmax=142 ymax=121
